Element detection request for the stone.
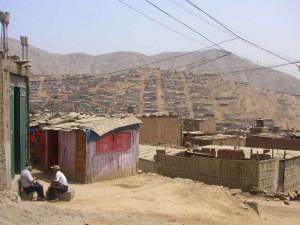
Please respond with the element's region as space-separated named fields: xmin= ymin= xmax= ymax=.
xmin=273 ymin=198 xmax=280 ymax=201
xmin=284 ymin=200 xmax=290 ymax=205
xmin=57 ymin=189 xmax=75 ymax=201
xmin=288 ymin=191 xmax=297 ymax=200
xmin=230 ymin=189 xmax=242 ymax=195
xmin=20 ymin=191 xmax=35 ymax=201
xmin=279 ymin=194 xmax=286 ymax=200
xmin=243 ymin=200 xmax=259 ymax=215
xmin=138 ymin=170 xmax=143 ymax=174
xmin=265 ymin=193 xmax=274 ymax=198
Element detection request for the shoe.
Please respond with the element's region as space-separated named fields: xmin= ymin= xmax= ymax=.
xmin=37 ymin=197 xmax=46 ymax=201
xmin=49 ymin=198 xmax=59 ymax=203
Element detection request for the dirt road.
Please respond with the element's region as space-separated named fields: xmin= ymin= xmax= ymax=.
xmin=1 ymin=173 xmax=299 ymax=225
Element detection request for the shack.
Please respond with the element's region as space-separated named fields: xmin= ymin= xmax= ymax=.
xmin=32 ymin=113 xmax=142 ymax=183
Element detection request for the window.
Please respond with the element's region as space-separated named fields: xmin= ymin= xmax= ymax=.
xmin=96 ymin=131 xmax=131 ymax=154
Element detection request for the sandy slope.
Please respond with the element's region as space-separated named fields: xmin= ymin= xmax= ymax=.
xmin=1 ymin=173 xmax=299 ymax=225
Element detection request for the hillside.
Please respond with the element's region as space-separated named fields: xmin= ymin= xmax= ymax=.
xmin=29 ymin=68 xmax=300 ymax=129
xmin=8 ymin=38 xmax=300 ymax=95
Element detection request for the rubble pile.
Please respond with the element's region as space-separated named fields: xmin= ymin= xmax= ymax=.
xmin=249 ymin=186 xmax=300 ymax=203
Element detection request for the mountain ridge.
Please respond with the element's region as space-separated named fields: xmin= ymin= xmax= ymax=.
xmin=8 ymin=37 xmax=300 ymax=95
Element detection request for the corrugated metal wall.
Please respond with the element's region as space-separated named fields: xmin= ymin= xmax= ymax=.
xmin=86 ymin=129 xmax=139 ymax=183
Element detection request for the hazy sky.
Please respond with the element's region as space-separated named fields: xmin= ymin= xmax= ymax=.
xmin=2 ymin=0 xmax=300 ymax=78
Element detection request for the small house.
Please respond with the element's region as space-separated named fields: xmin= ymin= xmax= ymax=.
xmin=32 ymin=113 xmax=141 ymax=183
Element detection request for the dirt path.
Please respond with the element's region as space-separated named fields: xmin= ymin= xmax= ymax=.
xmin=1 ymin=174 xmax=300 ymax=225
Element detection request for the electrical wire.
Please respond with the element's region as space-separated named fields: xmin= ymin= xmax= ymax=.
xmin=144 ymin=0 xmax=228 ymax=53
xmin=168 ymin=0 xmax=232 ymax=36
xmin=184 ymin=0 xmax=300 ymax=67
xmin=30 ymin=37 xmax=237 ymax=82
xmin=118 ymin=0 xmax=207 ymax=46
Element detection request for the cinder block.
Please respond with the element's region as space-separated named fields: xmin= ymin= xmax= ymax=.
xmin=20 ymin=191 xmax=35 ymax=201
xmin=58 ymin=189 xmax=75 ymax=201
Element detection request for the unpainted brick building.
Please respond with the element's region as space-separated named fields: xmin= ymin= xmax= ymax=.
xmin=138 ymin=114 xmax=182 ymax=146
xmin=182 ymin=118 xmax=216 ymax=133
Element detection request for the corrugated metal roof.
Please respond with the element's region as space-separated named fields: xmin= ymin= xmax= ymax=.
xmin=41 ymin=114 xmax=142 ymax=136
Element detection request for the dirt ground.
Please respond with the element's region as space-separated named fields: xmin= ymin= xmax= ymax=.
xmin=1 ymin=171 xmax=300 ymax=225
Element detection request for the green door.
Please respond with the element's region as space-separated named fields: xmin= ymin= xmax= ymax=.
xmin=19 ymin=87 xmax=27 ymax=170
xmin=10 ymin=74 xmax=28 ymax=175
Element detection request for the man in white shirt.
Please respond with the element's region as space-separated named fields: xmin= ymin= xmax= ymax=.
xmin=46 ymin=165 xmax=68 ymax=201
xmin=20 ymin=163 xmax=46 ymax=201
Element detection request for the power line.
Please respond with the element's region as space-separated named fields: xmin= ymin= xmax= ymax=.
xmin=184 ymin=0 xmax=300 ymax=67
xmin=168 ymin=0 xmax=232 ymax=36
xmin=30 ymin=38 xmax=237 ymax=82
xmin=144 ymin=0 xmax=228 ymax=53
xmin=77 ymin=60 xmax=300 ymax=95
xmin=108 ymin=53 xmax=230 ymax=94
xmin=176 ymin=53 xmax=230 ymax=71
xmin=118 ymin=0 xmax=207 ymax=46
xmin=215 ymin=61 xmax=300 ymax=76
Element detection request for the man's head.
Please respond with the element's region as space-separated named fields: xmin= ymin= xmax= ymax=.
xmin=26 ymin=162 xmax=33 ymax=172
xmin=50 ymin=165 xmax=60 ymax=174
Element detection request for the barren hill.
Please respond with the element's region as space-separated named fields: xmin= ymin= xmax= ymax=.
xmin=8 ymin=38 xmax=300 ymax=95
xmin=29 ymin=68 xmax=300 ymax=129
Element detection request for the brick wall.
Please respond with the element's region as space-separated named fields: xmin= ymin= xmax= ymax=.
xmin=183 ymin=118 xmax=216 ymax=133
xmin=246 ymin=136 xmax=300 ymax=151
xmin=0 ymin=61 xmax=7 ymax=190
xmin=183 ymin=136 xmax=245 ymax=147
xmin=250 ymin=127 xmax=269 ymax=134
xmin=139 ymin=115 xmax=179 ymax=146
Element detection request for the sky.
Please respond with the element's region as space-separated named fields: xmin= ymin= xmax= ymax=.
xmin=1 ymin=0 xmax=300 ymax=78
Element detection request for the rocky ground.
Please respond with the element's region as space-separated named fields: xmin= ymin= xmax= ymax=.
xmin=1 ymin=173 xmax=300 ymax=225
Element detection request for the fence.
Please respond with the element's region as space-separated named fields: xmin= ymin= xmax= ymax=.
xmin=139 ymin=159 xmax=158 ymax=174
xmin=139 ymin=154 xmax=298 ymax=192
xmin=284 ymin=157 xmax=300 ymax=191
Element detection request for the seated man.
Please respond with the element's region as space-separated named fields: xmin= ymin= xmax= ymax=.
xmin=20 ymin=162 xmax=46 ymax=201
xmin=46 ymin=165 xmax=68 ymax=202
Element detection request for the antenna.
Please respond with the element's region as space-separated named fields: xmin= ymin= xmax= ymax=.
xmin=0 ymin=11 xmax=10 ymax=58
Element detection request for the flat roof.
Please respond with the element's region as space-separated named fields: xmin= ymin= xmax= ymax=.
xmin=201 ymin=145 xmax=300 ymax=160
xmin=139 ymin=145 xmax=185 ymax=161
xmin=139 ymin=144 xmax=300 ymax=161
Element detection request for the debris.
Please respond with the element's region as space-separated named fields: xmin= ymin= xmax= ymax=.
xmin=230 ymin=189 xmax=242 ymax=195
xmin=243 ymin=200 xmax=259 ymax=215
xmin=284 ymin=200 xmax=290 ymax=205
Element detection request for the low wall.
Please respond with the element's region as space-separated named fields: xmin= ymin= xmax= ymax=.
xmin=139 ymin=159 xmax=158 ymax=174
xmin=284 ymin=157 xmax=300 ymax=191
xmin=140 ymin=154 xmax=284 ymax=192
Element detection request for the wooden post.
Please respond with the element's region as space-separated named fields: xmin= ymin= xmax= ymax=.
xmin=284 ymin=151 xmax=286 ymax=159
xmin=272 ymin=149 xmax=274 ymax=159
